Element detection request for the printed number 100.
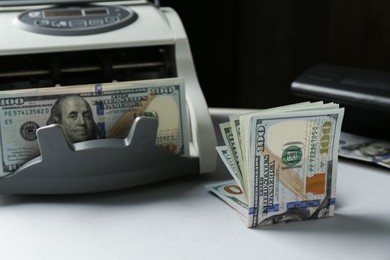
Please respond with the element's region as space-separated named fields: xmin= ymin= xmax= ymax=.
xmin=320 ymin=121 xmax=332 ymax=155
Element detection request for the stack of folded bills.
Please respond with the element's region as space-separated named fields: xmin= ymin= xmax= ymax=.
xmin=206 ymin=101 xmax=344 ymax=227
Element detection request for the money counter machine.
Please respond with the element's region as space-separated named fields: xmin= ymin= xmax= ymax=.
xmin=0 ymin=0 xmax=217 ymax=194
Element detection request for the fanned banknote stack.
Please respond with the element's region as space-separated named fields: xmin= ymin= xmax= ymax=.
xmin=339 ymin=132 xmax=390 ymax=169
xmin=0 ymin=78 xmax=189 ymax=177
xmin=206 ymin=101 xmax=345 ymax=227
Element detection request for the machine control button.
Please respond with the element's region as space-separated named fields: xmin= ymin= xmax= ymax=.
xmin=89 ymin=19 xmax=104 ymax=26
xmin=28 ymin=11 xmax=42 ymax=18
xmin=105 ymin=16 xmax=120 ymax=23
xmin=51 ymin=21 xmax=68 ymax=27
xmin=34 ymin=20 xmax=50 ymax=27
xmin=69 ymin=20 xmax=87 ymax=27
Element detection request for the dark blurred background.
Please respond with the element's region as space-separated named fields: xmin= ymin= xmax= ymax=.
xmin=163 ymin=0 xmax=390 ymax=109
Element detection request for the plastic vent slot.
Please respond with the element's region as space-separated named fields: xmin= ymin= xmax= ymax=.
xmin=0 ymin=45 xmax=177 ymax=89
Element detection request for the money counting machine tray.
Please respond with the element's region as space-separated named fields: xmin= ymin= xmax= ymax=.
xmin=0 ymin=117 xmax=199 ymax=194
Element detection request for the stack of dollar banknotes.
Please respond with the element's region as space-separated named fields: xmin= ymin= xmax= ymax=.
xmin=206 ymin=101 xmax=345 ymax=228
xmin=0 ymin=78 xmax=189 ymax=177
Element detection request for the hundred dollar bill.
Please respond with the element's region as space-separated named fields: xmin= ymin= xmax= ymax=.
xmin=339 ymin=132 xmax=390 ymax=169
xmin=0 ymin=78 xmax=189 ymax=177
xmin=238 ymin=101 xmax=336 ymax=164
xmin=229 ymin=101 xmax=332 ymax=195
xmin=205 ymin=179 xmax=248 ymax=218
xmin=242 ymin=107 xmax=344 ymax=227
xmin=219 ymin=123 xmax=244 ymax=186
xmin=216 ymin=146 xmax=243 ymax=188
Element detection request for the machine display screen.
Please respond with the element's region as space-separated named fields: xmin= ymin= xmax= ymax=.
xmin=44 ymin=9 xmax=83 ymax=17
xmin=0 ymin=1 xmax=123 ymax=7
xmin=43 ymin=8 xmax=108 ymax=18
xmin=84 ymin=8 xmax=108 ymax=15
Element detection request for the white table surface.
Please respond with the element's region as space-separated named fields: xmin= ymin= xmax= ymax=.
xmin=1 ymin=109 xmax=390 ymax=260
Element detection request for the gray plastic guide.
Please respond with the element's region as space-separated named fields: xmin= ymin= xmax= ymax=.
xmin=0 ymin=117 xmax=199 ymax=194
